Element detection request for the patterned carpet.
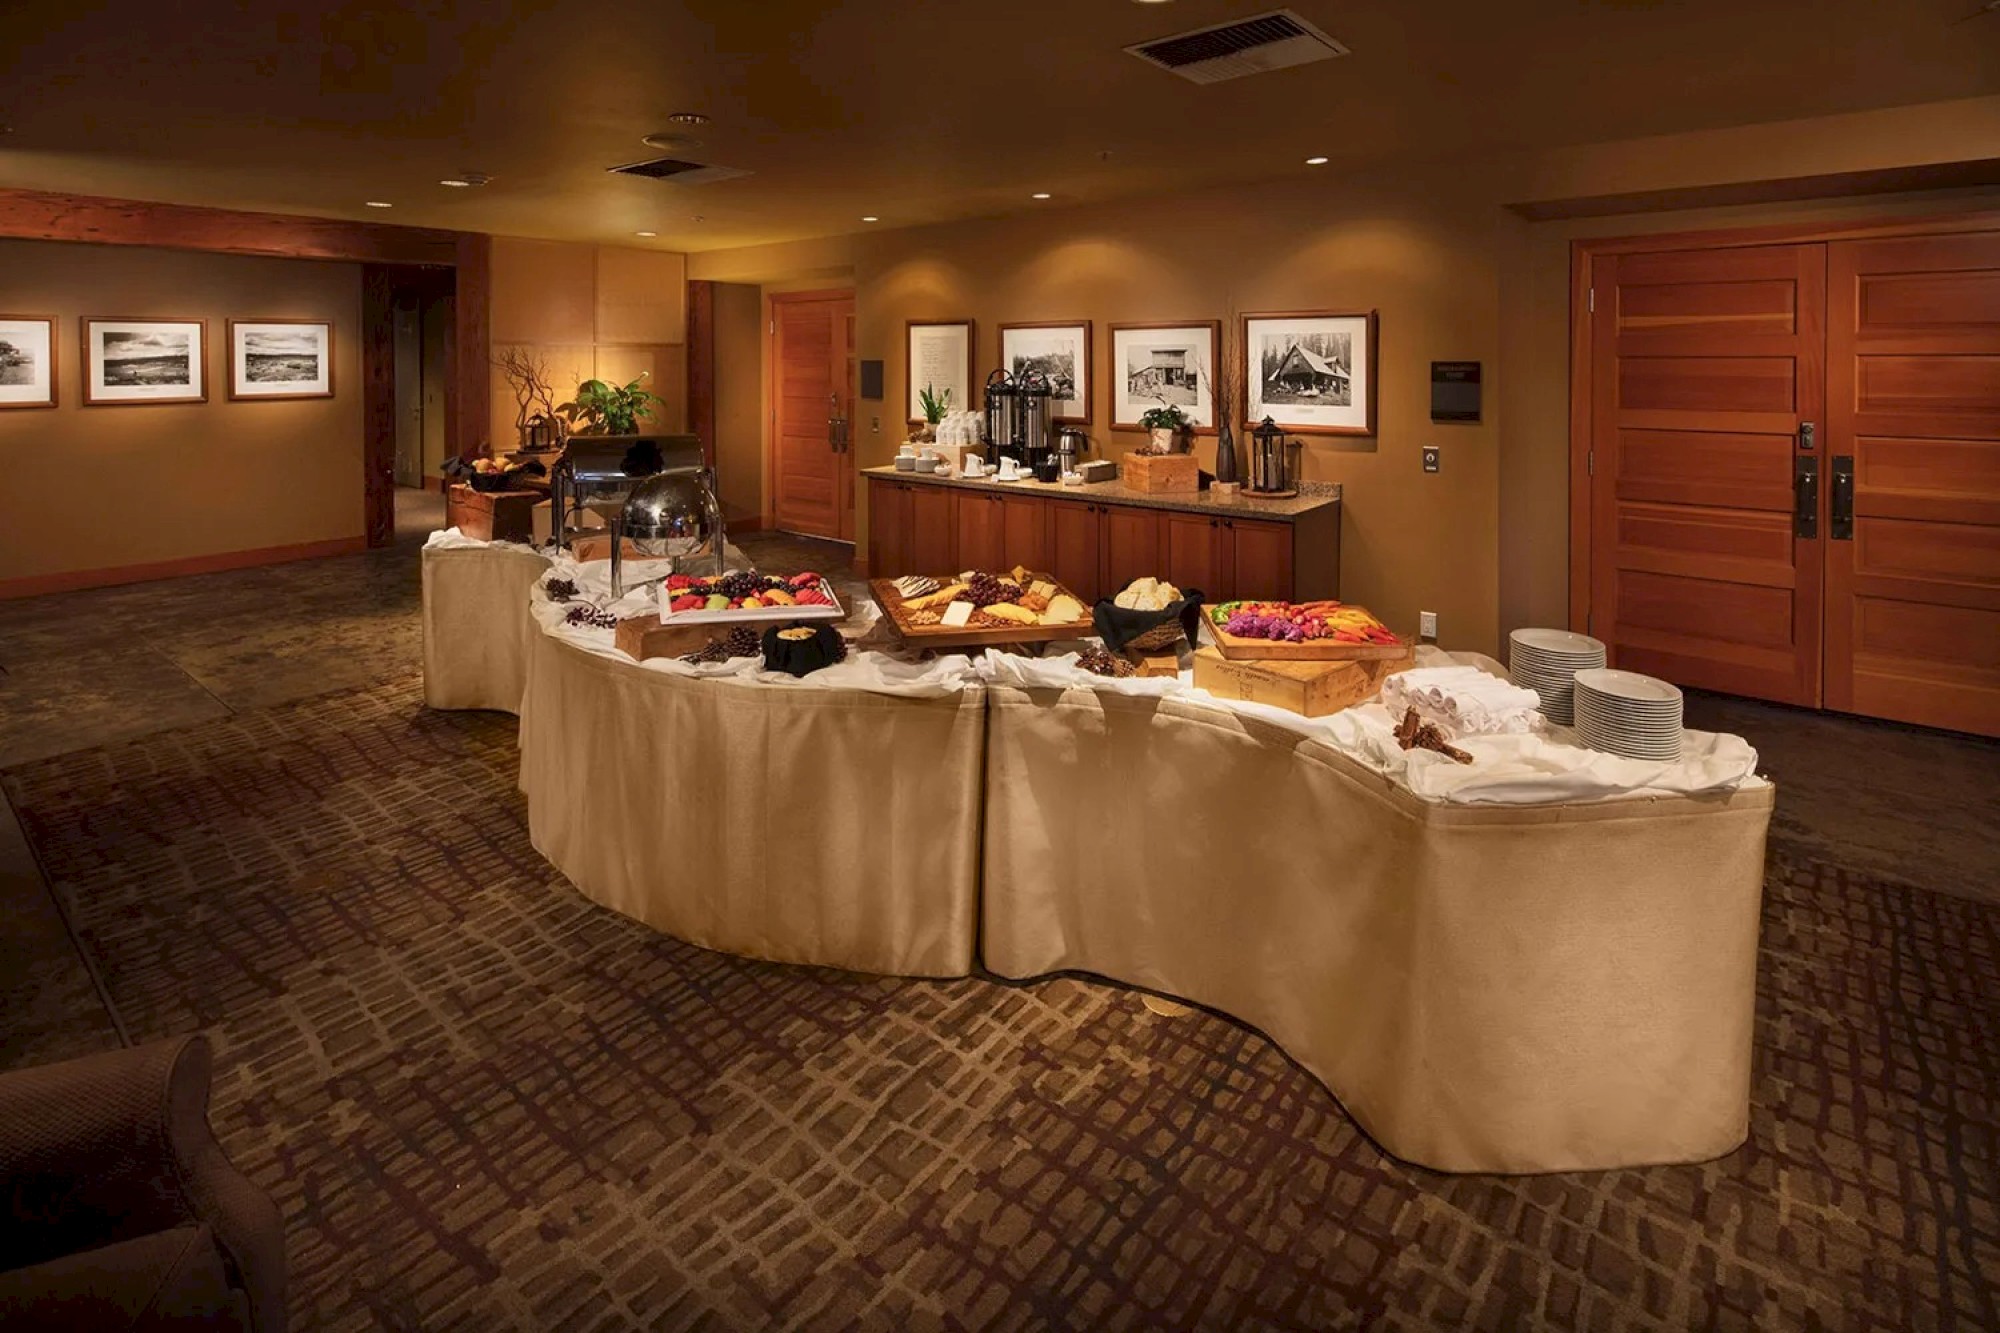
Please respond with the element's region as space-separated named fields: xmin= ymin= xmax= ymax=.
xmin=2 ymin=672 xmax=1996 ymax=1331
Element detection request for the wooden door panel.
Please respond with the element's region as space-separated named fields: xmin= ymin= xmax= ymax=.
xmin=1617 ymin=357 xmax=1798 ymax=415
xmin=867 ymin=479 xmax=911 ymax=577
xmin=908 ymin=485 xmax=955 ymax=575
xmin=955 ymin=492 xmax=1005 ymax=572
xmin=1615 ymin=429 xmax=1794 ymax=511
xmin=1616 ymin=570 xmax=1797 ymax=650
xmin=999 ymin=495 xmax=1050 ymax=573
xmin=1616 ymin=278 xmax=1799 ymax=336
xmin=1049 ymin=500 xmax=1103 ymax=603
xmin=1827 ymin=230 xmax=2000 ymax=736
xmin=1229 ymin=519 xmax=1295 ymax=603
xmin=772 ymin=297 xmax=839 ymax=538
xmin=1100 ymin=507 xmax=1161 ymax=597
xmin=1162 ymin=513 xmax=1223 ymax=596
xmin=1616 ymin=503 xmax=1797 ymax=571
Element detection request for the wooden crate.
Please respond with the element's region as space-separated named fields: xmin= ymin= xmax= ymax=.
xmin=1192 ymin=645 xmax=1414 ymax=717
xmin=613 ymin=614 xmax=726 ymax=662
xmin=1204 ymin=607 xmax=1408 ymax=661
xmin=1121 ymin=452 xmax=1200 ymax=493
xmin=445 ymin=484 xmax=543 ymax=543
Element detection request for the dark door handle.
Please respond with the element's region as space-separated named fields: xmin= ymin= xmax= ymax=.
xmin=1793 ymin=455 xmax=1818 ymax=539
xmin=1798 ymin=421 xmax=1815 ymax=451
xmin=1830 ymin=455 xmax=1855 ymax=541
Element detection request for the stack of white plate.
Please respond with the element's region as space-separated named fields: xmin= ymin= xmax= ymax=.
xmin=1507 ymin=628 xmax=1607 ymax=725
xmin=1574 ymin=668 xmax=1684 ymax=761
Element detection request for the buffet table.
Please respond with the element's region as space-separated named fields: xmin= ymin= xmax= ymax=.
xmin=420 ymin=534 xmax=550 ymax=712
xmin=423 ymin=530 xmax=1774 ymax=1173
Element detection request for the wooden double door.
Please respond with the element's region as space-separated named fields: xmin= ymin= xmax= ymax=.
xmin=1584 ymin=225 xmax=2000 ymax=737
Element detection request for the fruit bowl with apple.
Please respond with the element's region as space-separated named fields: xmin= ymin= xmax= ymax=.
xmin=660 ymin=571 xmax=845 ymax=623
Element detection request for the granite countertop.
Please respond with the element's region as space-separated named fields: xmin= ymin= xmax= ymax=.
xmin=862 ymin=466 xmax=1340 ymax=520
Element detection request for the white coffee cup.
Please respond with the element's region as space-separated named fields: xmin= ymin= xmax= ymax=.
xmin=898 ymin=443 xmax=917 ymax=459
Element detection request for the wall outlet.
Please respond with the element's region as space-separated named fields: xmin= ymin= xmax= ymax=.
xmin=871 ymin=416 xmax=881 ymax=434
xmin=1419 ymin=611 xmax=1438 ymax=641
xmin=1421 ymin=445 xmax=1440 ymax=473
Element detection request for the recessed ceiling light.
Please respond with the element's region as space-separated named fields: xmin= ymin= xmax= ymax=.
xmin=690 ymin=215 xmax=705 ymax=223
xmin=666 ymin=111 xmax=710 ymax=126
xmin=861 ymin=215 xmax=880 ymax=223
xmin=439 ymin=171 xmax=491 ymax=188
xmin=642 ymin=131 xmax=704 ymax=153
xmin=634 ymin=230 xmax=657 ymax=237
xmin=1031 ymin=192 xmax=1052 ymax=200
xmin=1305 ymin=156 xmax=1329 ymax=166
xmin=439 ymin=178 xmax=471 ymax=188
xmin=364 ymin=200 xmax=393 ymax=208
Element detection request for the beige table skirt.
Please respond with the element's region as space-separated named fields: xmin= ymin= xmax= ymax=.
xmin=420 ymin=544 xmax=551 ymax=714
xmin=979 ymin=685 xmax=1773 ymax=1174
xmin=519 ymin=624 xmax=986 ymax=978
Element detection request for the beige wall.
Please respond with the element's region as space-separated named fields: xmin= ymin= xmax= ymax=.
xmin=0 ymin=240 xmax=363 ymax=586
xmin=711 ymin=282 xmax=765 ymax=523
xmin=488 ymin=238 xmax=689 ymax=450
xmin=690 ymin=96 xmax=2000 ymax=655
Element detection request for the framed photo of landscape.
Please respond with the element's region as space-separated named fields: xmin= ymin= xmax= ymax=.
xmin=906 ymin=319 xmax=974 ymax=425
xmin=1242 ymin=310 xmax=1377 ymax=436
xmin=1110 ymin=321 xmax=1219 ymax=432
xmin=82 ymin=318 xmax=207 ymax=405
xmin=229 ymin=320 xmax=333 ymax=400
xmin=0 ymin=315 xmax=57 ymax=409
xmin=999 ymin=321 xmax=1091 ymax=424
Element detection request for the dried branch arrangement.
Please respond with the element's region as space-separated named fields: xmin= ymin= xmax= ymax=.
xmin=494 ymin=347 xmax=562 ymax=448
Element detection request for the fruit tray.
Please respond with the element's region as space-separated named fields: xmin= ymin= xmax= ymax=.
xmin=659 ymin=571 xmax=846 ymax=625
xmin=1203 ymin=601 xmax=1410 ymax=662
xmin=872 ymin=571 xmax=1094 ymax=650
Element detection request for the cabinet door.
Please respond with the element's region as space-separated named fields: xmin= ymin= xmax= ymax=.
xmin=908 ymin=484 xmax=957 ymax=575
xmin=1100 ymin=505 xmax=1163 ymax=598
xmin=999 ymin=494 xmax=1051 ymax=574
xmin=1048 ymin=500 xmax=1104 ymax=602
xmin=1227 ymin=518 xmax=1295 ymax=602
xmin=1162 ymin=512 xmax=1225 ymax=599
xmin=866 ymin=479 xmax=911 ymax=577
xmin=955 ymin=492 xmax=1006 ymax=572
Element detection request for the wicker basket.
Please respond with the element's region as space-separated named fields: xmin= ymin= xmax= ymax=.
xmin=1125 ymin=620 xmax=1187 ymax=653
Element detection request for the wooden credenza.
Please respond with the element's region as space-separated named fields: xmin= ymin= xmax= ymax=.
xmin=866 ymin=472 xmax=1340 ymax=603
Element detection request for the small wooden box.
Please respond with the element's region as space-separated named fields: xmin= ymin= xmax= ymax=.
xmin=613 ymin=614 xmax=721 ymax=662
xmin=445 ymin=484 xmax=542 ymax=543
xmin=1121 ymin=452 xmax=1200 ymax=493
xmin=1192 ymin=645 xmax=1413 ymax=717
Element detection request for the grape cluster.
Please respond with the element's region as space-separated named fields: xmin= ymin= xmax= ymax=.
xmin=563 ymin=605 xmax=618 ymax=630
xmin=545 ymin=578 xmax=579 ymax=602
xmin=722 ymin=626 xmax=762 ymax=657
xmin=1078 ymin=646 xmax=1136 ymax=678
xmin=964 ymin=573 xmax=1022 ymax=608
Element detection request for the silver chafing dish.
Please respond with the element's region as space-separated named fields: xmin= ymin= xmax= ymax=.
xmin=548 ymin=434 xmax=699 ymax=551
xmin=611 ymin=467 xmax=726 ymax=597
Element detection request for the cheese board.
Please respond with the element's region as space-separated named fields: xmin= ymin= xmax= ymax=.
xmin=1202 ymin=600 xmax=1409 ymax=662
xmin=871 ymin=569 xmax=1095 ymax=651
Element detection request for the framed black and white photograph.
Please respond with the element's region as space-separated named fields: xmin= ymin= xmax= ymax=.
xmin=1110 ymin=321 xmax=1220 ymax=432
xmin=999 ymin=321 xmax=1091 ymax=424
xmin=1242 ymin=310 xmax=1377 ymax=436
xmin=0 ymin=315 xmax=57 ymax=409
xmin=906 ymin=319 xmax=974 ymax=425
xmin=229 ymin=320 xmax=333 ymax=400
xmin=83 ymin=318 xmax=206 ymax=405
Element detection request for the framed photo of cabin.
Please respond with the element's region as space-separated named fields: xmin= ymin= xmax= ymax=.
xmin=1110 ymin=321 xmax=1220 ymax=433
xmin=1242 ymin=310 xmax=1377 ymax=436
xmin=229 ymin=320 xmax=333 ymax=399
xmin=999 ymin=321 xmax=1091 ymax=424
xmin=0 ymin=315 xmax=57 ymax=408
xmin=906 ymin=320 xmax=974 ymax=426
xmin=82 ymin=318 xmax=207 ymax=405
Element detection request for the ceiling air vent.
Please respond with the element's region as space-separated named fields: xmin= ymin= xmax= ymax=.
xmin=1126 ymin=9 xmax=1348 ymax=85
xmin=608 ymin=157 xmax=751 ymax=186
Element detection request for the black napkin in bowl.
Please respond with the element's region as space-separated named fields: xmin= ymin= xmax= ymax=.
xmin=1091 ymin=590 xmax=1206 ymax=655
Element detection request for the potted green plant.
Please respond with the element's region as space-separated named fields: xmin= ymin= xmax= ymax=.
xmin=1139 ymin=404 xmax=1190 ymax=455
xmin=916 ymin=383 xmax=952 ymax=441
xmin=556 ymin=372 xmax=665 ymax=436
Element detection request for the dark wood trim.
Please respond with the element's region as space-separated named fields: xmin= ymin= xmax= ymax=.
xmin=0 ymin=187 xmax=462 ymax=266
xmin=1238 ymin=310 xmax=1378 ymax=437
xmin=361 ymin=267 xmax=397 ymax=549
xmin=450 ymin=232 xmax=491 ymax=459
xmin=1513 ymin=164 xmax=2000 ymax=223
xmin=0 ymin=535 xmax=367 ymax=600
xmin=1108 ymin=320 xmax=1222 ymax=435
xmin=1568 ymin=208 xmax=2000 ymax=258
xmin=79 ymin=317 xmax=209 ymax=405
xmin=0 ymin=314 xmax=58 ymax=409
xmin=224 ymin=319 xmax=334 ymax=401
xmin=1567 ymin=248 xmax=1594 ymax=637
xmin=997 ymin=320 xmax=1093 ymax=425
xmin=904 ymin=317 xmax=976 ymax=427
xmin=687 ymin=279 xmax=718 ymax=466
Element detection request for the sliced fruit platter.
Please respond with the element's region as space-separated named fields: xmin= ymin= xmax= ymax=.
xmin=659 ymin=570 xmax=845 ymax=623
xmin=1204 ymin=599 xmax=1410 ymax=662
xmin=873 ymin=565 xmax=1092 ymax=649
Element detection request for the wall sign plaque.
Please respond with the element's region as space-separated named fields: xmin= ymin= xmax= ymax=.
xmin=1430 ymin=361 xmax=1481 ymax=423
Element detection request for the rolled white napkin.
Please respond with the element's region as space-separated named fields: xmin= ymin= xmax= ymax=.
xmin=1383 ymin=666 xmax=1544 ymax=737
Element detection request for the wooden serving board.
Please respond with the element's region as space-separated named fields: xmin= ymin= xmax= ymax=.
xmin=1203 ymin=608 xmax=1410 ymax=661
xmin=1193 ymin=645 xmax=1414 ymax=717
xmin=613 ymin=614 xmax=720 ymax=662
xmin=870 ymin=575 xmax=1094 ymax=650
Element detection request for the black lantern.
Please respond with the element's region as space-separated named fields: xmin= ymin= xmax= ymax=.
xmin=1250 ymin=416 xmax=1286 ymax=493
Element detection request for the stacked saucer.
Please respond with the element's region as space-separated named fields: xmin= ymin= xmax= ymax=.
xmin=1574 ymin=668 xmax=1684 ymax=761
xmin=1507 ymin=628 xmax=1607 ymax=725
